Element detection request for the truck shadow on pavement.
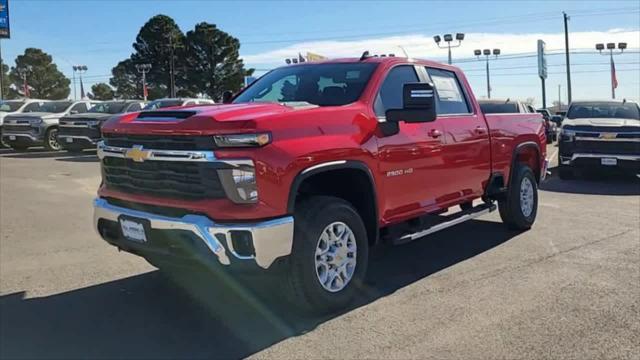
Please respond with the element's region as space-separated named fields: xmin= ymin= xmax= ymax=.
xmin=0 ymin=148 xmax=99 ymax=162
xmin=0 ymin=219 xmax=517 ymax=359
xmin=541 ymin=168 xmax=640 ymax=196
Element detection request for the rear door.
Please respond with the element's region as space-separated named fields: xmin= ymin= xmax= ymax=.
xmin=425 ymin=67 xmax=491 ymax=204
xmin=376 ymin=64 xmax=449 ymax=222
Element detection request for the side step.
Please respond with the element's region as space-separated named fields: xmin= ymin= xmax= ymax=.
xmin=393 ymin=202 xmax=497 ymax=244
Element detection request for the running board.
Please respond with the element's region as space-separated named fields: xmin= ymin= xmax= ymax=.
xmin=396 ymin=203 xmax=496 ymax=243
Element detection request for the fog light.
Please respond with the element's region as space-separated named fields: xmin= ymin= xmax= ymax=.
xmin=217 ymin=163 xmax=259 ymax=204
xmin=229 ymin=230 xmax=255 ymax=257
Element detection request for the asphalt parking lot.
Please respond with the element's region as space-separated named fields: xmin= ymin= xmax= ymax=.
xmin=0 ymin=146 xmax=638 ymax=359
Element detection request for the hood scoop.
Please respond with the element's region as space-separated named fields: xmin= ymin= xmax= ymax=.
xmin=136 ymin=110 xmax=197 ymax=121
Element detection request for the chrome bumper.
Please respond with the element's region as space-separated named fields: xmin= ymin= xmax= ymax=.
xmin=58 ymin=135 xmax=98 ymax=144
xmin=93 ymin=198 xmax=294 ymax=269
xmin=560 ymin=153 xmax=640 ymax=165
xmin=1 ymin=132 xmax=40 ymax=141
xmin=541 ymin=158 xmax=550 ymax=181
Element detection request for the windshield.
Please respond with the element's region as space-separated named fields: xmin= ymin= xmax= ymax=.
xmin=143 ymin=99 xmax=184 ymax=110
xmin=567 ymin=102 xmax=640 ymax=120
xmin=233 ymin=63 xmax=378 ymax=106
xmin=39 ymin=101 xmax=73 ymax=113
xmin=89 ymin=102 xmax=128 ymax=114
xmin=0 ymin=101 xmax=25 ymax=112
xmin=479 ymin=102 xmax=519 ymax=114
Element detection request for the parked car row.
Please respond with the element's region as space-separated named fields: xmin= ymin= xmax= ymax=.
xmin=476 ymin=99 xmax=558 ymax=144
xmin=0 ymin=98 xmax=214 ymax=152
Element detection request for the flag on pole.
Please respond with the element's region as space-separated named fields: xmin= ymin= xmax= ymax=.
xmin=80 ymin=77 xmax=85 ymax=99
xmin=611 ymin=58 xmax=618 ymax=89
xmin=23 ymin=78 xmax=29 ymax=97
xmin=143 ymin=83 xmax=148 ymax=99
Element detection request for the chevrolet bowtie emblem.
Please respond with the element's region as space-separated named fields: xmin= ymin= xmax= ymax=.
xmin=125 ymin=145 xmax=151 ymax=162
xmin=600 ymin=133 xmax=617 ymax=140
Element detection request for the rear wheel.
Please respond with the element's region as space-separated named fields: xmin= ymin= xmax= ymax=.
xmin=499 ymin=164 xmax=538 ymax=230
xmin=44 ymin=127 xmax=61 ymax=151
xmin=285 ymin=196 xmax=369 ymax=314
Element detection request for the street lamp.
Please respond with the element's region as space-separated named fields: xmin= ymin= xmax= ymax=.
xmin=434 ymin=33 xmax=465 ymax=65
xmin=474 ymin=48 xmax=500 ymax=99
xmin=72 ymin=65 xmax=87 ymax=100
xmin=595 ymin=42 xmax=626 ymax=99
xmin=135 ymin=63 xmax=152 ymax=101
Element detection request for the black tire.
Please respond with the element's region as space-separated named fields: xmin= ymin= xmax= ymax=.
xmin=285 ymin=196 xmax=369 ymax=314
xmin=44 ymin=127 xmax=61 ymax=151
xmin=498 ymin=164 xmax=538 ymax=230
xmin=10 ymin=145 xmax=29 ymax=152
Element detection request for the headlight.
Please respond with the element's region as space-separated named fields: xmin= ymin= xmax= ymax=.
xmin=217 ymin=163 xmax=258 ymax=204
xmin=86 ymin=120 xmax=101 ymax=127
xmin=560 ymin=128 xmax=576 ymax=141
xmin=29 ymin=118 xmax=43 ymax=125
xmin=213 ymin=133 xmax=271 ymax=148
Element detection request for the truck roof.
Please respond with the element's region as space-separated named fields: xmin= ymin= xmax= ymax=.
xmin=289 ymin=56 xmax=460 ymax=71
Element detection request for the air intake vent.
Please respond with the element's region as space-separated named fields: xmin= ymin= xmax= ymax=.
xmin=136 ymin=111 xmax=197 ymax=120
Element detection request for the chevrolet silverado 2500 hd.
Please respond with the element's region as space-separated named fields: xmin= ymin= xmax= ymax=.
xmin=558 ymin=100 xmax=640 ymax=179
xmin=58 ymin=100 xmax=146 ymax=152
xmin=2 ymin=100 xmax=96 ymax=151
xmin=93 ymin=56 xmax=547 ymax=313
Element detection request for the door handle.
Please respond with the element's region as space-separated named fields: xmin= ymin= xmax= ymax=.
xmin=428 ymin=129 xmax=442 ymax=138
xmin=475 ymin=126 xmax=487 ymax=135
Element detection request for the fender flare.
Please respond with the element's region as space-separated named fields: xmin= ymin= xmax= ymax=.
xmin=510 ymin=141 xmax=541 ymax=185
xmin=287 ymin=160 xmax=380 ymax=244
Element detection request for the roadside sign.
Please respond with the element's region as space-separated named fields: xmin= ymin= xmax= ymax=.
xmin=537 ymin=40 xmax=547 ymax=79
xmin=0 ymin=0 xmax=9 ymax=39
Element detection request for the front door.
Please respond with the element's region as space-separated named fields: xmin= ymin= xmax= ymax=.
xmin=375 ymin=65 xmax=448 ymax=223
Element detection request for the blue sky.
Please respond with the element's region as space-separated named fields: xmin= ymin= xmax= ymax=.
xmin=4 ymin=0 xmax=640 ymax=105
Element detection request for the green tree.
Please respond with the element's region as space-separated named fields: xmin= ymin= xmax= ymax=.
xmin=110 ymin=15 xmax=186 ymax=99
xmin=109 ymin=60 xmax=140 ymax=99
xmin=9 ymin=48 xmax=70 ymax=99
xmin=184 ymin=22 xmax=253 ymax=100
xmin=90 ymin=83 xmax=115 ymax=100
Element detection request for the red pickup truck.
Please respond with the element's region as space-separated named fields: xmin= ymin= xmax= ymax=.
xmin=94 ymin=56 xmax=547 ymax=313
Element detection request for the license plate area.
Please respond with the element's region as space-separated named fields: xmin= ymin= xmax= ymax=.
xmin=601 ymin=158 xmax=617 ymax=166
xmin=9 ymin=135 xmax=16 ymax=140
xmin=118 ymin=215 xmax=149 ymax=243
xmin=66 ymin=137 xmax=73 ymax=143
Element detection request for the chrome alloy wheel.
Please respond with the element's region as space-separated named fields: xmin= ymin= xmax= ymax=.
xmin=48 ymin=128 xmax=61 ymax=150
xmin=315 ymin=221 xmax=357 ymax=293
xmin=520 ymin=177 xmax=535 ymax=217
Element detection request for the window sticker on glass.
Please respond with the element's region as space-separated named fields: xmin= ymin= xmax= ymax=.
xmin=431 ymin=75 xmax=462 ymax=102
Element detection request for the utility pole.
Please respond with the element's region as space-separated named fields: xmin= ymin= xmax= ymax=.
xmin=558 ymin=84 xmax=561 ymax=110
xmin=135 ymin=63 xmax=152 ymax=101
xmin=0 ymin=40 xmax=3 ymax=100
xmin=563 ymin=12 xmax=572 ymax=104
xmin=475 ymin=48 xmax=500 ymax=99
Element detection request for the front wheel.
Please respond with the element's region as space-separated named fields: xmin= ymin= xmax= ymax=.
xmin=44 ymin=127 xmax=61 ymax=151
xmin=499 ymin=165 xmax=538 ymax=230
xmin=285 ymin=196 xmax=369 ymax=314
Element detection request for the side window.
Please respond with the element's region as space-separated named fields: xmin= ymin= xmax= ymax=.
xmin=71 ymin=103 xmax=88 ymax=113
xmin=374 ymin=65 xmax=419 ymax=117
xmin=23 ymin=102 xmax=42 ymax=112
xmin=127 ymin=103 xmax=141 ymax=112
xmin=425 ymin=68 xmax=470 ymax=115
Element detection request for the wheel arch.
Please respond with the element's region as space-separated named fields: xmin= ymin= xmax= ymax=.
xmin=287 ymin=160 xmax=379 ymax=246
xmin=510 ymin=141 xmax=541 ymax=185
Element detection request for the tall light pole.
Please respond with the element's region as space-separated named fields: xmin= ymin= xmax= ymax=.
xmin=596 ymin=42 xmax=626 ymax=99
xmin=434 ymin=33 xmax=465 ymax=65
xmin=72 ymin=65 xmax=87 ymax=100
xmin=135 ymin=63 xmax=152 ymax=101
xmin=475 ymin=48 xmax=500 ymax=99
xmin=563 ymin=12 xmax=572 ymax=104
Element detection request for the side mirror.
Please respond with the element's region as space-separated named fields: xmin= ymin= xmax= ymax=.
xmin=386 ymin=83 xmax=437 ymax=123
xmin=222 ymin=90 xmax=234 ymax=104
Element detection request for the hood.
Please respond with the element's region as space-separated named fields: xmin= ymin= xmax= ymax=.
xmin=563 ymin=117 xmax=640 ymax=128
xmin=103 ymin=102 xmax=322 ymax=135
xmin=61 ymin=112 xmax=113 ymax=121
xmin=5 ymin=112 xmax=63 ymax=120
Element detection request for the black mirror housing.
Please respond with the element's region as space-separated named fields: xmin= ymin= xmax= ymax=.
xmin=222 ymin=90 xmax=234 ymax=104
xmin=385 ymin=82 xmax=437 ymax=123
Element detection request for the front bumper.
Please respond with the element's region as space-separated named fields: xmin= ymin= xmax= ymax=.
xmin=93 ymin=198 xmax=294 ymax=270
xmin=1 ymin=132 xmax=43 ymax=145
xmin=58 ymin=135 xmax=98 ymax=148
